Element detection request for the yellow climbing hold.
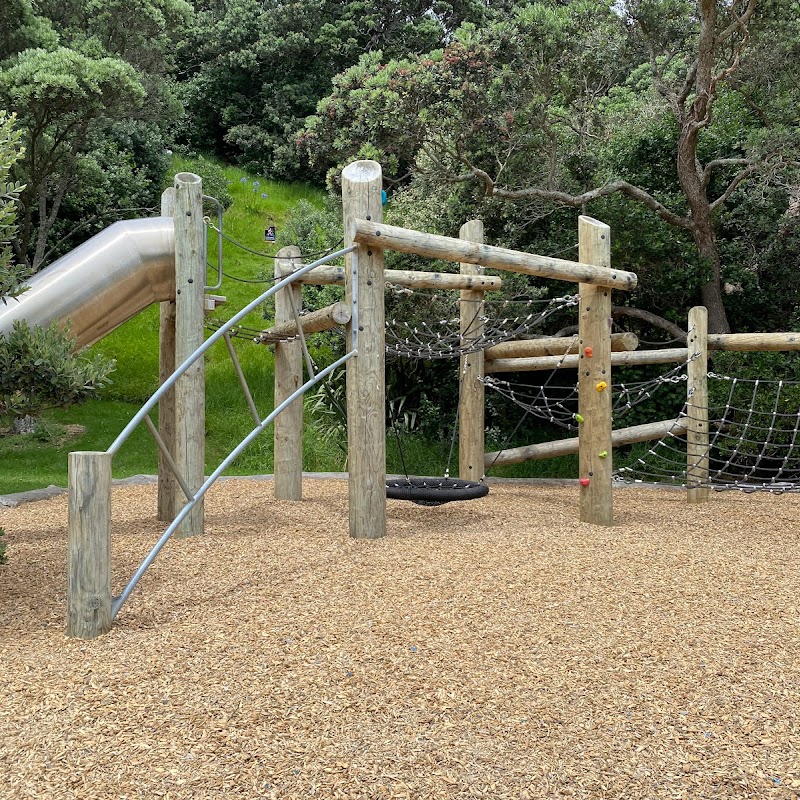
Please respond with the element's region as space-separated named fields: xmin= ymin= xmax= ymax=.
xmin=574 ymin=413 xmax=585 ymax=423
xmin=595 ymin=381 xmax=607 ymax=392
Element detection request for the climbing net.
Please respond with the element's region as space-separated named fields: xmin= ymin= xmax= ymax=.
xmin=483 ymin=356 xmax=692 ymax=432
xmin=385 ymin=292 xmax=579 ymax=359
xmin=615 ymin=374 xmax=800 ymax=492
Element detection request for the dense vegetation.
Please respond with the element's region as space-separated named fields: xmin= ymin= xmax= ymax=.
xmin=1 ymin=0 xmax=799 ymax=487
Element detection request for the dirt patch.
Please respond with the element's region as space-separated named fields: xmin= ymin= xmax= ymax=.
xmin=1 ymin=479 xmax=799 ymax=799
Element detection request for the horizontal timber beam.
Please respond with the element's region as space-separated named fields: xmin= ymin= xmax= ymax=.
xmin=300 ymin=265 xmax=503 ymax=291
xmin=351 ymin=219 xmax=637 ymax=290
xmin=484 ymin=332 xmax=638 ymax=361
xmin=258 ymin=301 xmax=351 ymax=343
xmin=485 ymin=347 xmax=690 ymax=373
xmin=708 ymin=332 xmax=800 ymax=352
xmin=485 ymin=417 xmax=688 ymax=468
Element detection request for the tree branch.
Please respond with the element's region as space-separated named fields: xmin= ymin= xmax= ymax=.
xmin=709 ymin=163 xmax=760 ymax=212
xmin=701 ymin=157 xmax=754 ymax=189
xmin=462 ymin=167 xmax=695 ymax=230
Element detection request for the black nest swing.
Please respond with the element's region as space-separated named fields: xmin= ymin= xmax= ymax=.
xmin=385 ymin=476 xmax=489 ymax=507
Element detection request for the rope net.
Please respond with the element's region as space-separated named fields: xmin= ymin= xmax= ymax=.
xmin=615 ymin=374 xmax=800 ymax=493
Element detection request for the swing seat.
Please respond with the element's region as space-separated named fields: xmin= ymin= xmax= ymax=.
xmin=385 ymin=477 xmax=489 ymax=506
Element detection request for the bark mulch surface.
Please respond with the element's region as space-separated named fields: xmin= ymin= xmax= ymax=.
xmin=1 ymin=479 xmax=799 ymax=799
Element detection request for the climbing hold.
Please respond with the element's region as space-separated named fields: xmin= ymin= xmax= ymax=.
xmin=574 ymin=413 xmax=585 ymax=423
xmin=579 ymin=478 xmax=591 ymax=487
xmin=595 ymin=381 xmax=607 ymax=392
xmin=598 ymin=450 xmax=608 ymax=459
xmin=381 ymin=189 xmax=387 ymax=205
xmin=584 ymin=346 xmax=593 ymax=358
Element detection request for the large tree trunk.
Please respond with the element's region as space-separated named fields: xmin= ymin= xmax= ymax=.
xmin=693 ymin=217 xmax=731 ymax=334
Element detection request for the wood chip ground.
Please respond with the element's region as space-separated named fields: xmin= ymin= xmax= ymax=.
xmin=1 ymin=479 xmax=799 ymax=799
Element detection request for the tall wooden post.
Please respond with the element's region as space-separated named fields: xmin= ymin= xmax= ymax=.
xmin=67 ymin=452 xmax=112 ymax=639
xmin=173 ymin=173 xmax=205 ymax=537
xmin=274 ymin=245 xmax=304 ymax=500
xmin=458 ymin=220 xmax=485 ymax=482
xmin=577 ymin=216 xmax=613 ymax=526
xmin=687 ymin=306 xmax=710 ymax=503
xmin=158 ymin=187 xmax=178 ymax=521
xmin=342 ymin=160 xmax=386 ymax=539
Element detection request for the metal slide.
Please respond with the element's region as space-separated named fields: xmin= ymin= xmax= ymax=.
xmin=0 ymin=217 xmax=175 ymax=347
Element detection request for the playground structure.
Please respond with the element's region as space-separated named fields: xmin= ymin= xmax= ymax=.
xmin=4 ymin=162 xmax=800 ymax=640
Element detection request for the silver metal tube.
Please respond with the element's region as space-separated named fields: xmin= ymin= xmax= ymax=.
xmin=223 ymin=332 xmax=261 ymax=425
xmin=143 ymin=415 xmax=195 ymax=501
xmin=111 ymin=348 xmax=356 ymax=618
xmin=107 ymin=244 xmax=357 ymax=455
xmin=0 ymin=217 xmax=174 ymax=347
xmin=287 ymin=288 xmax=317 ymax=378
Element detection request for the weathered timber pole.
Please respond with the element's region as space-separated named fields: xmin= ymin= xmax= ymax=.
xmin=577 ymin=217 xmax=613 ymax=526
xmin=67 ymin=451 xmax=112 ymax=639
xmin=458 ymin=220 xmax=485 ymax=482
xmin=687 ymin=306 xmax=710 ymax=503
xmin=173 ymin=172 xmax=205 ymax=537
xmin=484 ymin=347 xmax=688 ymax=373
xmin=157 ymin=187 xmax=178 ymax=522
xmin=351 ymin=219 xmax=637 ymax=290
xmin=484 ymin=332 xmax=638 ymax=361
xmin=274 ymin=245 xmax=303 ymax=501
xmin=708 ymin=332 xmax=800 ymax=351
xmin=260 ymin=301 xmax=350 ymax=342
xmin=485 ymin=418 xmax=688 ymax=468
xmin=342 ymin=161 xmax=386 ymax=539
xmin=300 ymin=265 xmax=503 ymax=292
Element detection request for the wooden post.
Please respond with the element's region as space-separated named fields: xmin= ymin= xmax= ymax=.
xmin=687 ymin=306 xmax=710 ymax=503
xmin=158 ymin=187 xmax=178 ymax=521
xmin=173 ymin=172 xmax=205 ymax=537
xmin=274 ymin=245 xmax=303 ymax=500
xmin=458 ymin=220 xmax=485 ymax=482
xmin=577 ymin=216 xmax=613 ymax=526
xmin=342 ymin=160 xmax=386 ymax=539
xmin=67 ymin=451 xmax=112 ymax=639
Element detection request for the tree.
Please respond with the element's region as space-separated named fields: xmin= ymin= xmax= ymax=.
xmin=178 ymin=0 xmax=488 ymax=178
xmin=0 ymin=112 xmax=115 ymax=430
xmin=300 ymin=0 xmax=800 ymax=333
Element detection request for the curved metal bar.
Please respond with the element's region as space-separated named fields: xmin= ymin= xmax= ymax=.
xmin=107 ymin=244 xmax=357 ymax=456
xmin=111 ymin=348 xmax=356 ymax=619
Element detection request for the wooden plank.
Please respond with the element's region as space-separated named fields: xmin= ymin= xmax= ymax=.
xmin=484 ymin=347 xmax=690 ymax=373
xmin=485 ymin=418 xmax=689 ymax=467
xmin=687 ymin=306 xmax=710 ymax=503
xmin=484 ymin=332 xmax=639 ymax=361
xmin=577 ymin=216 xmax=613 ymax=526
xmin=157 ymin=187 xmax=178 ymax=522
xmin=259 ymin=301 xmax=351 ymax=342
xmin=458 ymin=220 xmax=485 ymax=482
xmin=342 ymin=161 xmax=386 ymax=539
xmin=352 ymin=218 xmax=637 ymax=290
xmin=300 ymin=265 xmax=503 ymax=291
xmin=273 ymin=246 xmax=304 ymax=501
xmin=67 ymin=451 xmax=112 ymax=639
xmin=173 ymin=172 xmax=205 ymax=538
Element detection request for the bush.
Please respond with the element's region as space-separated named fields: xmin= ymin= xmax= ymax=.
xmin=0 ymin=320 xmax=115 ymax=426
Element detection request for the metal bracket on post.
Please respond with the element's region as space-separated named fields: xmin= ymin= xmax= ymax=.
xmin=350 ymin=249 xmax=359 ymax=353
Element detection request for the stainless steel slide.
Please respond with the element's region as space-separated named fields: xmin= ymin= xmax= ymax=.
xmin=0 ymin=217 xmax=175 ymax=347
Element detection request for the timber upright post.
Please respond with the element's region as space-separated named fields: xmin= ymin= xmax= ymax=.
xmin=173 ymin=173 xmax=205 ymax=537
xmin=157 ymin=187 xmax=178 ymax=521
xmin=686 ymin=306 xmax=710 ymax=503
xmin=341 ymin=160 xmax=386 ymax=538
xmin=274 ymin=245 xmax=304 ymax=500
xmin=67 ymin=451 xmax=112 ymax=639
xmin=577 ymin=216 xmax=614 ymax=526
xmin=458 ymin=220 xmax=485 ymax=482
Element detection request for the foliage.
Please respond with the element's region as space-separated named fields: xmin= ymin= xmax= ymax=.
xmin=0 ymin=112 xmax=30 ymax=299
xmin=0 ymin=321 xmax=114 ymax=423
xmin=177 ymin=0 xmax=488 ymax=179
